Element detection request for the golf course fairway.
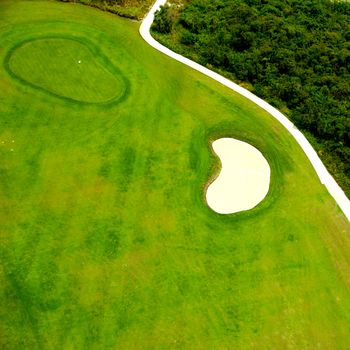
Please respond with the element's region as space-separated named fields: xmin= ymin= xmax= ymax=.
xmin=0 ymin=1 xmax=350 ymax=349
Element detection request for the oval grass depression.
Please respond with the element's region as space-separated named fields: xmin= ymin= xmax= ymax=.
xmin=5 ymin=36 xmax=127 ymax=104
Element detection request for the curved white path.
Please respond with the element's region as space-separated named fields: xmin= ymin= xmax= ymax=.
xmin=139 ymin=0 xmax=350 ymax=221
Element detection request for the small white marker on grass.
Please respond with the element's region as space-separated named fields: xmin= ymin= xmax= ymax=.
xmin=78 ymin=60 xmax=81 ymax=64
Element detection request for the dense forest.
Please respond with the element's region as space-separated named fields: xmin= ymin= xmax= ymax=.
xmin=152 ymin=0 xmax=350 ymax=197
xmin=56 ymin=0 xmax=153 ymax=19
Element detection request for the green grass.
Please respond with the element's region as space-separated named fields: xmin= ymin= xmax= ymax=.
xmin=0 ymin=1 xmax=350 ymax=349
xmin=5 ymin=36 xmax=127 ymax=104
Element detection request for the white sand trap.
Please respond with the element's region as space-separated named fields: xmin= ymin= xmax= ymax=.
xmin=206 ymin=138 xmax=270 ymax=214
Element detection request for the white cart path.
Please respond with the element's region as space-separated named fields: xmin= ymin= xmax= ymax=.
xmin=139 ymin=0 xmax=350 ymax=221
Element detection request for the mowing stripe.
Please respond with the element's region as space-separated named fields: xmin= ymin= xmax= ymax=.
xmin=139 ymin=0 xmax=350 ymax=222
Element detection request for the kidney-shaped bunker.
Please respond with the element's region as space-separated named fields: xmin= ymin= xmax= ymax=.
xmin=206 ymin=138 xmax=271 ymax=214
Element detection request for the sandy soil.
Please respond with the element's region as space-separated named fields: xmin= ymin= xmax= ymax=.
xmin=206 ymin=138 xmax=270 ymax=214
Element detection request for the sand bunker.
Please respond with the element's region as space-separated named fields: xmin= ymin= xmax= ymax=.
xmin=206 ymin=138 xmax=270 ymax=214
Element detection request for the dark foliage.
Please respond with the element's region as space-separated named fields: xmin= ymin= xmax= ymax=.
xmin=152 ymin=5 xmax=173 ymax=33
xmin=152 ymin=0 xmax=350 ymax=195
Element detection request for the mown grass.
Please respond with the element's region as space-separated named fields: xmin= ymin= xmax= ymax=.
xmin=5 ymin=36 xmax=127 ymax=104
xmin=0 ymin=1 xmax=350 ymax=349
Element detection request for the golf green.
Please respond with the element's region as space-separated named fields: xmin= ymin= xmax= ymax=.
xmin=0 ymin=1 xmax=350 ymax=349
xmin=5 ymin=36 xmax=126 ymax=104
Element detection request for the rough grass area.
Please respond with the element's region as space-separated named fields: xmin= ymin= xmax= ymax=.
xmin=56 ymin=0 xmax=154 ymax=19
xmin=0 ymin=1 xmax=350 ymax=349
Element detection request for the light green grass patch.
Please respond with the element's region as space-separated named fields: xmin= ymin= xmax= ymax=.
xmin=5 ymin=36 xmax=126 ymax=104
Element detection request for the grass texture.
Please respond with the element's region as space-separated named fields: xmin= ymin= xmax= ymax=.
xmin=5 ymin=37 xmax=127 ymax=104
xmin=0 ymin=1 xmax=350 ymax=349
